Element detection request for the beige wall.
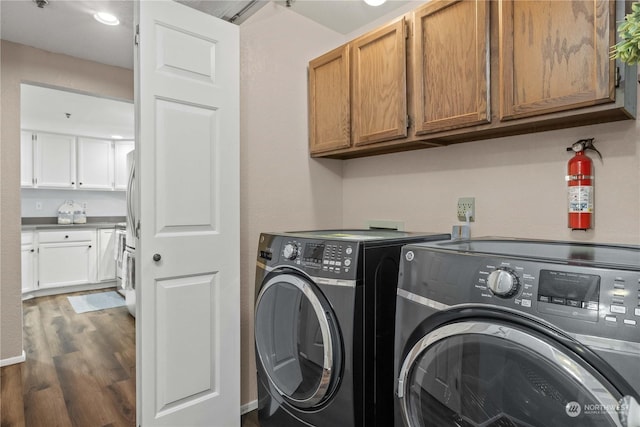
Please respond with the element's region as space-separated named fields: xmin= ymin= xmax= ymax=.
xmin=239 ymin=3 xmax=345 ymax=406
xmin=0 ymin=40 xmax=134 ymax=361
xmin=342 ymin=119 xmax=640 ymax=244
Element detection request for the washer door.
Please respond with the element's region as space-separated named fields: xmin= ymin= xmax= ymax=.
xmin=398 ymin=320 xmax=625 ymax=427
xmin=255 ymin=272 xmax=342 ymax=409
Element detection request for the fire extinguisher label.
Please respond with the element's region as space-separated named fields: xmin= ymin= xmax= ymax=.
xmin=568 ymin=186 xmax=593 ymax=213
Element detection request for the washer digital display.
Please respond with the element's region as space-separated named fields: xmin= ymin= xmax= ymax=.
xmin=538 ymin=269 xmax=600 ymax=310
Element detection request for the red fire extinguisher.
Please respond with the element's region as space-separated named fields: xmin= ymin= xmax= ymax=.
xmin=566 ymin=138 xmax=601 ymax=230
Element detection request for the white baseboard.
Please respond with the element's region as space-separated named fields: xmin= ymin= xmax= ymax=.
xmin=241 ymin=399 xmax=258 ymax=415
xmin=22 ymin=281 xmax=116 ymax=300
xmin=1 ymin=350 xmax=26 ymax=367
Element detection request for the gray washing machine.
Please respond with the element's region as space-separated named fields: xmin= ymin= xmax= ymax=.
xmin=254 ymin=230 xmax=449 ymax=427
xmin=394 ymin=238 xmax=640 ymax=427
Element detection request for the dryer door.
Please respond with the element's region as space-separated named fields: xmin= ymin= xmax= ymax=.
xmin=255 ymin=272 xmax=342 ymax=409
xmin=397 ymin=320 xmax=625 ymax=427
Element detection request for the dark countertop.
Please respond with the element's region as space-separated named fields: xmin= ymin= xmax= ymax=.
xmin=22 ymin=216 xmax=126 ymax=231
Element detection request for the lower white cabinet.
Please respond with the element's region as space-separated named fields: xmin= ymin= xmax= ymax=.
xmin=22 ymin=227 xmax=119 ymax=295
xmin=21 ymin=232 xmax=36 ymax=293
xmin=98 ymin=229 xmax=116 ymax=281
xmin=37 ymin=230 xmax=97 ymax=289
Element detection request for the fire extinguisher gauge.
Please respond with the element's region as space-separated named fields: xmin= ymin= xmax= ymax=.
xmin=571 ymin=141 xmax=585 ymax=152
xmin=566 ymin=138 xmax=602 ymax=161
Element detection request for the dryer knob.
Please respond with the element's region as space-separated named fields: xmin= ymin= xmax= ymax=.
xmin=487 ymin=269 xmax=519 ymax=298
xmin=283 ymin=243 xmax=299 ymax=260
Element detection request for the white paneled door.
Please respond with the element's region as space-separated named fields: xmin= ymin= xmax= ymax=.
xmin=135 ymin=1 xmax=240 ymax=426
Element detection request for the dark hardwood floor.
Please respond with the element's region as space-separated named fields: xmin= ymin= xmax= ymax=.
xmin=1 ymin=290 xmax=260 ymax=427
xmin=1 ymin=289 xmax=135 ymax=427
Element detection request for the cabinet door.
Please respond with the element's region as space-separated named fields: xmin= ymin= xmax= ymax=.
xmin=21 ymin=246 xmax=35 ymax=293
xmin=38 ymin=242 xmax=96 ymax=288
xmin=499 ymin=0 xmax=615 ymax=120
xmin=35 ymin=132 xmax=76 ymax=188
xmin=98 ymin=229 xmax=116 ymax=281
xmin=38 ymin=230 xmax=97 ymax=288
xmin=309 ymin=45 xmax=351 ymax=154
xmin=77 ymin=137 xmax=114 ymax=190
xmin=21 ymin=131 xmax=34 ymax=187
xmin=413 ymin=0 xmax=489 ymax=134
xmin=114 ymin=140 xmax=135 ymax=190
xmin=352 ymin=17 xmax=407 ymax=146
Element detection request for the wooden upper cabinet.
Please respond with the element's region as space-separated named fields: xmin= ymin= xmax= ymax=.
xmin=307 ymin=0 xmax=634 ymax=159
xmin=413 ymin=0 xmax=490 ymax=135
xmin=351 ymin=17 xmax=407 ymax=146
xmin=308 ymin=44 xmax=351 ymax=154
xmin=499 ymin=0 xmax=615 ymax=120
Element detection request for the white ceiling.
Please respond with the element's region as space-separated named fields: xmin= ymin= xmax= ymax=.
xmin=278 ymin=0 xmax=411 ymax=34
xmin=0 ymin=0 xmax=412 ymax=70
xmin=21 ymin=83 xmax=135 ymax=139
xmin=1 ymin=0 xmax=136 ymax=69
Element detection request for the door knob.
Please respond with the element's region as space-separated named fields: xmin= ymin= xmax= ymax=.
xmin=153 ymin=253 xmax=161 ymax=262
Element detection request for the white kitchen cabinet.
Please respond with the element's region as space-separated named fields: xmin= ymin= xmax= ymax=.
xmin=34 ymin=132 xmax=77 ymax=188
xmin=97 ymin=228 xmax=116 ymax=281
xmin=21 ymin=131 xmax=34 ymax=187
xmin=21 ymin=130 xmax=132 ymax=191
xmin=77 ymin=137 xmax=114 ymax=190
xmin=37 ymin=230 xmax=96 ymax=288
xmin=21 ymin=130 xmax=76 ymax=188
xmin=21 ymin=232 xmax=36 ymax=293
xmin=114 ymin=140 xmax=134 ymax=190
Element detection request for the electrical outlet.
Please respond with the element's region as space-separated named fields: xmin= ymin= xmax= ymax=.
xmin=35 ymin=201 xmax=42 ymax=210
xmin=457 ymin=197 xmax=475 ymax=222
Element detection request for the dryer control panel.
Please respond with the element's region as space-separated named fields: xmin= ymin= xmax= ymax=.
xmin=259 ymin=236 xmax=359 ymax=280
xmin=283 ymin=240 xmax=355 ymax=275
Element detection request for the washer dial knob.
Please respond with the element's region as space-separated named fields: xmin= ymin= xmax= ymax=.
xmin=283 ymin=243 xmax=299 ymax=260
xmin=487 ymin=268 xmax=519 ymax=298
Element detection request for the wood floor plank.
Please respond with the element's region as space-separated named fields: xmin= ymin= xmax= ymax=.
xmin=21 ymin=303 xmax=60 ymax=395
xmin=53 ymin=350 xmax=125 ymax=427
xmin=1 ymin=364 xmax=26 ymax=427
xmin=23 ymin=385 xmax=73 ymax=427
xmin=105 ymin=378 xmax=137 ymax=427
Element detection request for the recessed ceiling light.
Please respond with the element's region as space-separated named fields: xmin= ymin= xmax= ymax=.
xmin=112 ymin=135 xmax=123 ymax=140
xmin=94 ymin=12 xmax=120 ymax=26
xmin=364 ymin=0 xmax=386 ymax=5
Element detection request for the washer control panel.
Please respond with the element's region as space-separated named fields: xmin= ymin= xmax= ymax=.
xmin=470 ymin=257 xmax=640 ymax=341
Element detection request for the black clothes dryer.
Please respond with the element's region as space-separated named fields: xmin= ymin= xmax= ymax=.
xmin=254 ymin=230 xmax=449 ymax=427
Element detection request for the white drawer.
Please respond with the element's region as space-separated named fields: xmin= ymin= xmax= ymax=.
xmin=21 ymin=232 xmax=34 ymax=245
xmin=38 ymin=230 xmax=95 ymax=243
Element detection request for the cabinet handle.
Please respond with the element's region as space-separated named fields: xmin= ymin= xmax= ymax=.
xmin=30 ymin=249 xmax=34 ymax=253
xmin=79 ymin=182 xmax=83 ymax=185
xmin=65 ymin=235 xmax=69 ymax=239
xmin=71 ymin=182 xmax=75 ymax=185
xmin=88 ymin=245 xmax=92 ymax=248
xmin=153 ymin=253 xmax=161 ymax=262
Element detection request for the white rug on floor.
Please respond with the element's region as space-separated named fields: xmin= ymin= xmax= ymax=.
xmin=67 ymin=291 xmax=126 ymax=314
